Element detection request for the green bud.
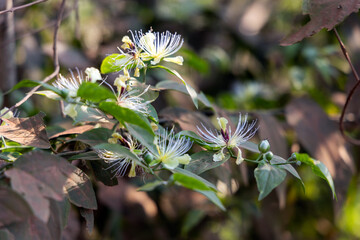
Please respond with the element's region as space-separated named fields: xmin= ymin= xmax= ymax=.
xmin=258 ymin=140 xmax=270 ymax=153
xmin=265 ymin=151 xmax=273 ymax=161
xmin=296 ymin=161 xmax=301 ymax=166
xmin=144 ymin=153 xmax=154 ymax=164
xmin=291 ymin=153 xmax=297 ymax=160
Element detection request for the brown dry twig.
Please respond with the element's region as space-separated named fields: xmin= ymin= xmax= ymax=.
xmin=334 ymin=28 xmax=360 ymax=145
xmin=0 ymin=0 xmax=66 ymax=118
xmin=0 ymin=0 xmax=47 ymax=15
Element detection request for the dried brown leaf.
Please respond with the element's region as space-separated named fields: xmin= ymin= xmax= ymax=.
xmin=49 ymin=125 xmax=94 ymax=139
xmin=0 ymin=112 xmax=50 ymax=148
xmin=281 ymin=0 xmax=360 ymax=46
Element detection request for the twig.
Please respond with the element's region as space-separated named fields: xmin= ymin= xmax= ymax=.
xmin=0 ymin=0 xmax=66 ymax=118
xmin=0 ymin=0 xmax=47 ymax=15
xmin=334 ymin=28 xmax=360 ymax=145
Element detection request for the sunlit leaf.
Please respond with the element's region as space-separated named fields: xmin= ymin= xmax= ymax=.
xmin=100 ymin=54 xmax=125 ymax=74
xmin=173 ymin=172 xmax=211 ymax=191
xmin=173 ymin=167 xmax=217 ymax=191
xmin=295 ymin=153 xmax=337 ymax=199
xmin=77 ymin=82 xmax=116 ymax=102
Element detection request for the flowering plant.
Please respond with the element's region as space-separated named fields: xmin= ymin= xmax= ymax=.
xmin=0 ymin=28 xmax=336 ymax=235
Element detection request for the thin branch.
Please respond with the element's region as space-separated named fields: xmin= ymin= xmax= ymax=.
xmin=334 ymin=28 xmax=360 ymax=145
xmin=0 ymin=0 xmax=47 ymax=15
xmin=0 ymin=0 xmax=66 ymax=118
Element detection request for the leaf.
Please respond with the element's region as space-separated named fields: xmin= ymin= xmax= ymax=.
xmin=5 ymin=168 xmax=63 ymax=222
xmin=69 ymin=151 xmax=100 ymax=161
xmin=77 ymin=82 xmax=116 ymax=102
xmin=47 ymin=200 xmax=63 ymax=240
xmin=254 ymin=163 xmax=287 ymax=200
xmin=137 ymin=180 xmax=165 ymax=191
xmin=295 ymin=153 xmax=337 ymax=199
xmin=0 ymin=112 xmax=50 ymax=148
xmin=5 ymin=79 xmax=65 ymax=98
xmin=173 ymin=167 xmax=218 ymax=191
xmin=156 ymin=80 xmax=212 ymax=108
xmin=99 ymin=101 xmax=154 ymax=135
xmin=63 ymin=167 xmax=97 ymax=210
xmin=151 ymin=65 xmax=199 ymax=108
xmin=88 ymin=160 xmax=118 ymax=186
xmin=100 ymin=54 xmax=125 ymax=74
xmin=280 ymin=0 xmax=360 ymax=45
xmin=196 ymin=190 xmax=225 ymax=211
xmin=271 ymin=156 xmax=305 ymax=191
xmin=13 ymin=151 xmax=97 ymax=210
xmin=49 ymin=125 xmax=94 ymax=139
xmin=74 ymin=128 xmax=113 ymax=146
xmin=239 ymin=141 xmax=260 ymax=153
xmin=94 ymin=143 xmax=147 ymax=169
xmin=173 ymin=172 xmax=211 ymax=191
xmin=79 ymin=208 xmax=94 ymax=233
xmin=0 ymin=186 xmax=33 ymax=227
xmin=126 ymin=123 xmax=158 ymax=155
xmin=35 ymin=90 xmax=62 ymax=100
xmin=72 ymin=105 xmax=108 ymax=124
xmin=7 ymin=216 xmax=52 ymax=240
xmin=185 ymin=151 xmax=229 ymax=175
xmin=0 ymin=152 xmax=21 ymax=162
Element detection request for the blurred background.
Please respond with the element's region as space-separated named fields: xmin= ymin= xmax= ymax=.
xmin=1 ymin=0 xmax=360 ymax=239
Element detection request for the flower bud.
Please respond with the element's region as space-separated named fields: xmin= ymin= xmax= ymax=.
xmin=85 ymin=67 xmax=102 ymax=82
xmin=265 ymin=151 xmax=273 ymax=161
xmin=296 ymin=161 xmax=301 ymax=166
xmin=144 ymin=153 xmax=154 ymax=164
xmin=258 ymin=140 xmax=270 ymax=153
xmin=291 ymin=153 xmax=297 ymax=160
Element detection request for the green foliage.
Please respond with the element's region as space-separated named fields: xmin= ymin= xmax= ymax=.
xmin=254 ymin=163 xmax=287 ymax=200
xmin=295 ymin=153 xmax=336 ymax=199
xmin=77 ymin=82 xmax=116 ymax=102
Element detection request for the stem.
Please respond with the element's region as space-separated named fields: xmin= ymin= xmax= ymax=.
xmin=334 ymin=28 xmax=360 ymax=145
xmin=0 ymin=145 xmax=32 ymax=151
xmin=0 ymin=0 xmax=47 ymax=15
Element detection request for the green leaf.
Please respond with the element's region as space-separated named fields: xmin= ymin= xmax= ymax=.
xmin=72 ymin=105 xmax=108 ymax=124
xmin=239 ymin=141 xmax=260 ymax=153
xmin=151 ymin=65 xmax=199 ymax=108
xmin=295 ymin=153 xmax=336 ymax=199
xmin=254 ymin=163 xmax=287 ymax=200
xmin=69 ymin=151 xmax=100 ymax=161
xmin=173 ymin=172 xmax=211 ymax=191
xmin=35 ymin=90 xmax=62 ymax=100
xmin=137 ymin=180 xmax=165 ymax=191
xmin=271 ymin=155 xmax=305 ymax=191
xmin=74 ymin=128 xmax=113 ymax=146
xmin=5 ymin=79 xmax=65 ymax=98
xmin=99 ymin=101 xmax=154 ymax=135
xmin=77 ymin=82 xmax=116 ymax=102
xmin=94 ymin=143 xmax=147 ymax=169
xmin=100 ymin=54 xmax=125 ymax=74
xmin=185 ymin=151 xmax=229 ymax=175
xmin=156 ymin=80 xmax=211 ymax=108
xmin=173 ymin=167 xmax=217 ymax=191
xmin=126 ymin=123 xmax=158 ymax=155
xmin=196 ymin=190 xmax=225 ymax=211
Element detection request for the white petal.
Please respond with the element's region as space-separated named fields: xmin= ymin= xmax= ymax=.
xmin=163 ymin=56 xmax=183 ymax=65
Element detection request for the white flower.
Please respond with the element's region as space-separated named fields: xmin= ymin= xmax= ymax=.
xmin=96 ymin=135 xmax=141 ymax=178
xmin=117 ymin=87 xmax=151 ymax=115
xmin=148 ymin=129 xmax=192 ymax=169
xmin=197 ymin=114 xmax=258 ymax=165
xmin=130 ymin=29 xmax=184 ymax=65
xmin=53 ymin=69 xmax=88 ymax=98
